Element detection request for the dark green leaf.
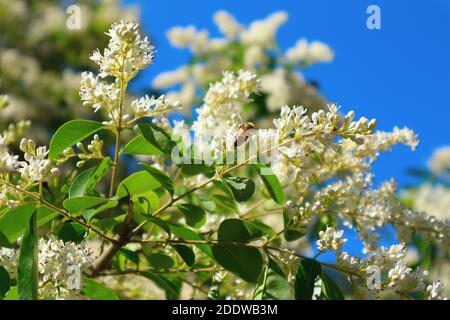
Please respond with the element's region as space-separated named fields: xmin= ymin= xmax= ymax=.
xmin=254 ymin=258 xmax=291 ymax=300
xmin=181 ymin=162 xmax=215 ymax=177
xmin=223 ymin=176 xmax=255 ymax=203
xmin=217 ymin=219 xmax=263 ymax=243
xmin=212 ymin=244 xmax=263 ymax=283
xmin=58 ymin=222 xmax=87 ymax=243
xmin=147 ymin=253 xmax=175 ymax=269
xmin=295 ymin=258 xmax=321 ymax=300
xmin=177 ymin=203 xmax=206 ymax=229
xmin=49 ymin=120 xmax=105 ymax=161
xmin=169 ymin=224 xmax=212 ymax=257
xmin=139 ymin=163 xmax=174 ymax=196
xmin=0 ymin=266 xmax=10 ymax=297
xmin=208 ymin=285 xmax=220 ymax=300
xmin=18 ymin=210 xmax=38 ymax=300
xmin=321 ymin=271 xmax=345 ymax=300
xmin=81 ymin=278 xmax=119 ymax=300
xmin=140 ymin=272 xmax=181 ymax=300
xmin=173 ymin=245 xmax=195 ymax=267
xmin=253 ymin=164 xmax=285 ymax=204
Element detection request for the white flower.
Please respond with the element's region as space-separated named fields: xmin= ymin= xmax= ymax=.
xmin=214 ymin=11 xmax=241 ymax=40
xmin=240 ymin=11 xmax=288 ymax=48
xmin=18 ymin=138 xmax=58 ymax=182
xmin=131 ymin=95 xmax=181 ymax=120
xmin=428 ymin=146 xmax=450 ymax=179
xmin=426 ymin=281 xmax=448 ymax=300
xmin=79 ymin=71 xmax=120 ymax=113
xmin=316 ymin=227 xmax=347 ymax=251
xmin=286 ymin=39 xmax=334 ymax=65
xmin=0 ymin=135 xmax=19 ymax=174
xmin=90 ymin=21 xmax=154 ymax=80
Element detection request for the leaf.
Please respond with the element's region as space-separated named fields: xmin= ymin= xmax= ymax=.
xmin=0 ymin=204 xmax=36 ymax=243
xmin=84 ymin=157 xmax=112 ymax=193
xmin=58 ymin=222 xmax=87 ymax=243
xmin=140 ymin=272 xmax=182 ymax=300
xmin=223 ymin=176 xmax=255 ymax=203
xmin=173 ymin=245 xmax=195 ymax=267
xmin=253 ymin=164 xmax=285 ymax=204
xmin=136 ymin=123 xmax=176 ymax=156
xmin=63 ymin=196 xmax=111 ymax=213
xmin=117 ymin=249 xmax=140 ymax=267
xmin=294 ymin=258 xmax=322 ymax=300
xmin=82 ymin=200 xmax=119 ymax=222
xmin=116 ymin=170 xmax=161 ymax=199
xmin=321 ymin=271 xmax=345 ymax=300
xmin=211 ymin=194 xmax=238 ymax=214
xmin=139 ymin=163 xmax=174 ymax=196
xmin=81 ymin=278 xmax=119 ymax=300
xmin=49 ymin=120 xmax=105 ymax=161
xmin=207 ymin=285 xmax=220 ymax=300
xmin=0 ymin=231 xmax=12 ymax=248
xmin=169 ymin=224 xmax=212 ymax=257
xmin=69 ymin=168 xmax=95 ymax=197
xmin=181 ymin=162 xmax=215 ymax=177
xmin=212 ymin=219 xmax=264 ymax=283
xmin=177 ymin=203 xmax=206 ymax=229
xmin=121 ymin=135 xmax=163 ymax=156
xmin=212 ymin=245 xmax=263 ymax=283
xmin=3 ymin=286 xmax=17 ymax=300
xmin=253 ymin=258 xmax=291 ymax=300
xmin=217 ymin=219 xmax=263 ymax=243
xmin=147 ymin=216 xmax=171 ymax=237
xmin=147 ymin=253 xmax=175 ymax=269
xmin=18 ymin=210 xmax=38 ymax=300
xmin=0 ymin=266 xmax=10 ymax=298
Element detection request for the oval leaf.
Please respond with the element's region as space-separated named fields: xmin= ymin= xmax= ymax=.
xmin=223 ymin=175 xmax=255 ymax=203
xmin=177 ymin=203 xmax=206 ymax=229
xmin=254 ymin=258 xmax=291 ymax=300
xmin=218 ymin=219 xmax=263 ymax=243
xmin=173 ymin=244 xmax=195 ymax=267
xmin=136 ymin=123 xmax=176 ymax=156
xmin=295 ymin=258 xmax=322 ymax=300
xmin=139 ymin=163 xmax=174 ymax=196
xmin=116 ymin=171 xmax=161 ymax=199
xmin=49 ymin=120 xmax=105 ymax=161
xmin=81 ymin=278 xmax=118 ymax=300
xmin=121 ymin=135 xmax=163 ymax=156
xmin=63 ymin=196 xmax=111 ymax=213
xmin=253 ymin=164 xmax=285 ymax=204
xmin=18 ymin=210 xmax=38 ymax=300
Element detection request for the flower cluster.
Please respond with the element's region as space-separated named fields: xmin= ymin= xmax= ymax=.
xmin=90 ymin=21 xmax=155 ymax=80
xmin=18 ymin=138 xmax=58 ymax=183
xmin=428 ymin=146 xmax=450 ymax=179
xmin=0 ymin=237 xmax=94 ymax=299
xmin=316 ymin=227 xmax=347 ymax=252
xmin=154 ymin=11 xmax=331 ymax=114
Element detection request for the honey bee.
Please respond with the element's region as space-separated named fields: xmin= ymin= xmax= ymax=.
xmin=234 ymin=122 xmax=255 ymax=147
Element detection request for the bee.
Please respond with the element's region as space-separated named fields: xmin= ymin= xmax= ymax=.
xmin=234 ymin=122 xmax=255 ymax=147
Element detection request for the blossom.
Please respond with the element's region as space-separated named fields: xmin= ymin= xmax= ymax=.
xmin=0 ymin=135 xmax=19 ymax=174
xmin=90 ymin=21 xmax=154 ymax=80
xmin=316 ymin=227 xmax=347 ymax=251
xmin=214 ymin=11 xmax=241 ymax=40
xmin=426 ymin=281 xmax=448 ymax=300
xmin=79 ymin=71 xmax=120 ymax=113
xmin=130 ymin=94 xmax=181 ymax=120
xmin=286 ymin=39 xmax=334 ymax=65
xmin=18 ymin=138 xmax=58 ymax=182
xmin=0 ymin=237 xmax=94 ymax=300
xmin=428 ymin=146 xmax=450 ymax=179
xmin=240 ymin=11 xmax=288 ymax=48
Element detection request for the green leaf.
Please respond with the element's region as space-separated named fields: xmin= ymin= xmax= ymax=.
xmin=140 ymin=272 xmax=182 ymax=300
xmin=117 ymin=249 xmax=140 ymax=267
xmin=223 ymin=176 xmax=255 ymax=203
xmin=212 ymin=245 xmax=263 ymax=283
xmin=3 ymin=286 xmax=18 ymax=300
xmin=0 ymin=266 xmax=10 ymax=298
xmin=253 ymin=164 xmax=285 ymax=204
xmin=0 ymin=230 xmax=12 ymax=248
xmin=321 ymin=271 xmax=345 ymax=300
xmin=116 ymin=170 xmax=161 ymax=199
xmin=253 ymin=258 xmax=291 ymax=300
xmin=212 ymin=219 xmax=264 ymax=283
xmin=84 ymin=157 xmax=112 ymax=193
xmin=49 ymin=120 xmax=105 ymax=161
xmin=139 ymin=163 xmax=174 ymax=196
xmin=0 ymin=204 xmax=36 ymax=243
xmin=58 ymin=222 xmax=87 ymax=243
xmin=217 ymin=219 xmax=263 ymax=243
xmin=69 ymin=168 xmax=94 ymax=197
xmin=169 ymin=224 xmax=212 ymax=257
xmin=181 ymin=162 xmax=215 ymax=177
xmin=63 ymin=196 xmax=111 ymax=213
xmin=173 ymin=245 xmax=195 ymax=267
xmin=18 ymin=210 xmax=38 ymax=300
xmin=147 ymin=216 xmax=171 ymax=237
xmin=82 ymin=200 xmax=119 ymax=222
xmin=121 ymin=135 xmax=163 ymax=156
xmin=211 ymin=194 xmax=238 ymax=214
xmin=136 ymin=123 xmax=176 ymax=156
xmin=208 ymin=285 xmax=220 ymax=300
xmin=295 ymin=258 xmax=322 ymax=300
xmin=147 ymin=253 xmax=175 ymax=269
xmin=81 ymin=278 xmax=119 ymax=300
xmin=177 ymin=203 xmax=206 ymax=229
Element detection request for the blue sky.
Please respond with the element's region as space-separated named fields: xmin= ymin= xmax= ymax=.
xmin=126 ymin=0 xmax=450 ymax=187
